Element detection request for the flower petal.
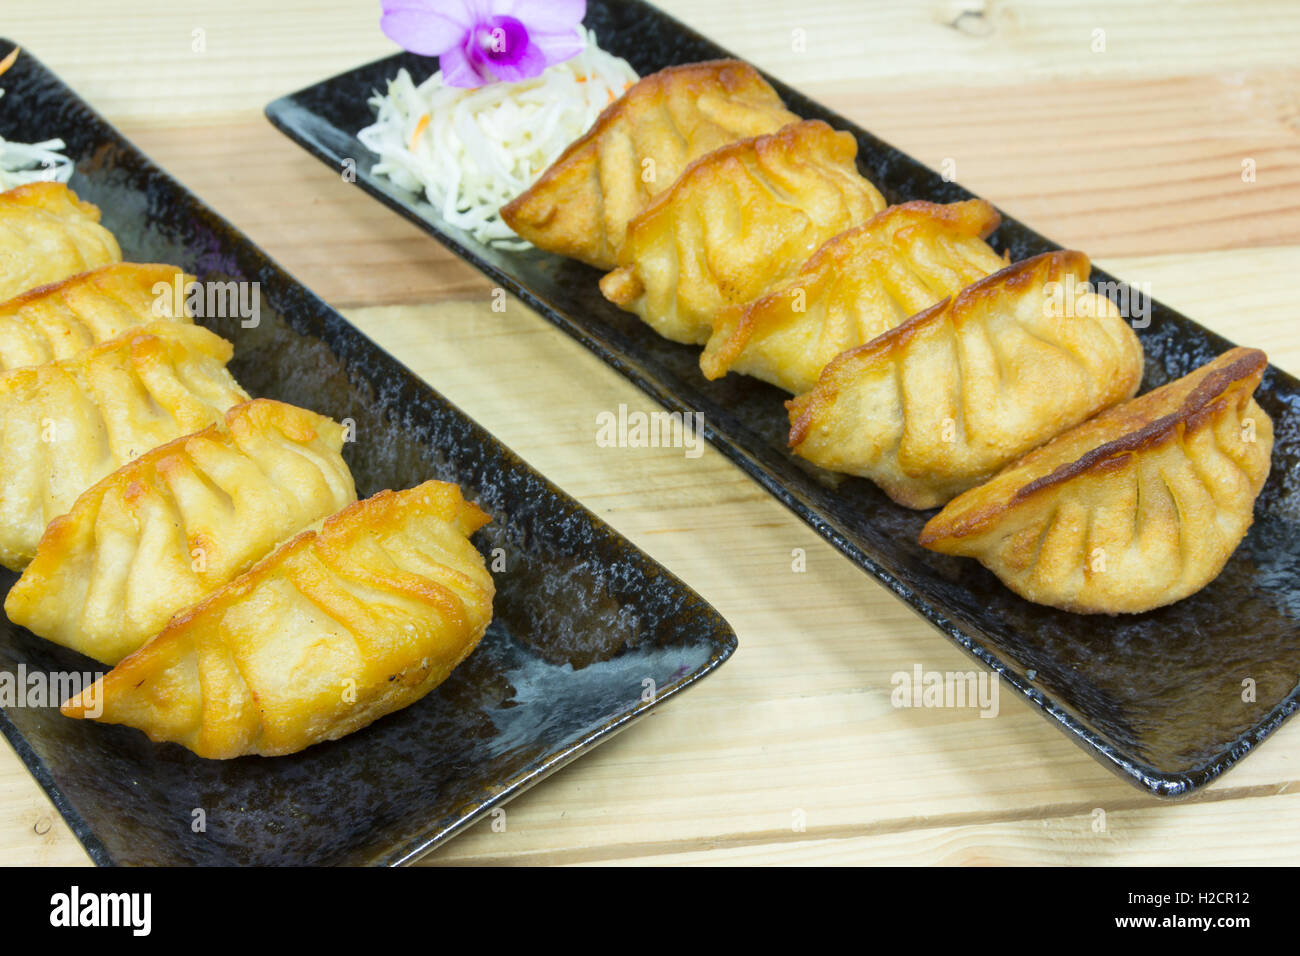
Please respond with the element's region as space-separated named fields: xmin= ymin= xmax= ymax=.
xmin=476 ymin=16 xmax=531 ymax=66
xmin=488 ymin=0 xmax=585 ymax=33
xmin=381 ymin=0 xmax=474 ymax=56
xmin=529 ymin=27 xmax=586 ymax=65
xmin=482 ymin=39 xmax=548 ymax=82
xmin=439 ymin=41 xmax=490 ymax=87
xmin=463 ymin=0 xmax=497 ymax=21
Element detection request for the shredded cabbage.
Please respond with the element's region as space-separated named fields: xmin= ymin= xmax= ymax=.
xmin=0 ymin=49 xmax=75 ymax=191
xmin=358 ymin=27 xmax=637 ymax=246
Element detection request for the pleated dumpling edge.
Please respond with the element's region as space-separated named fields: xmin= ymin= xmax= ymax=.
xmin=919 ymin=347 xmax=1274 ymax=614
xmin=60 ymin=480 xmax=495 ymax=759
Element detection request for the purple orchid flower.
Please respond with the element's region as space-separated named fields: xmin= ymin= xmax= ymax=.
xmin=381 ymin=0 xmax=587 ymax=88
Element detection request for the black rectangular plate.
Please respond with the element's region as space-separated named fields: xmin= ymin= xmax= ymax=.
xmin=266 ymin=0 xmax=1300 ymax=796
xmin=0 ymin=38 xmax=737 ymax=866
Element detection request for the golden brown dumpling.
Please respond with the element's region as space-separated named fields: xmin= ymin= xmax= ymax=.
xmin=61 ymin=481 xmax=496 ymax=759
xmin=0 ymin=263 xmax=192 ymax=371
xmin=0 ymin=322 xmax=248 ymax=569
xmin=0 ymin=183 xmax=122 ymax=301
xmin=919 ymin=348 xmax=1273 ymax=614
xmin=6 ymin=399 xmax=357 ymax=664
xmin=700 ymin=199 xmax=1006 ymax=394
xmin=500 ymin=60 xmax=799 ymax=269
xmin=599 ymin=119 xmax=887 ymax=345
xmin=787 ymin=251 xmax=1144 ymax=508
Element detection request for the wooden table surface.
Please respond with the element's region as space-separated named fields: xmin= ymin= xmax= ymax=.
xmin=3 ymin=0 xmax=1299 ymax=866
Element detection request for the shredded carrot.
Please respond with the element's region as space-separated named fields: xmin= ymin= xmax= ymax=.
xmin=0 ymin=46 xmax=19 ymax=80
xmin=576 ymin=75 xmax=587 ymax=83
xmin=623 ymin=80 xmax=633 ymax=90
xmin=607 ymin=88 xmax=616 ymax=103
xmin=408 ymin=113 xmax=430 ymax=152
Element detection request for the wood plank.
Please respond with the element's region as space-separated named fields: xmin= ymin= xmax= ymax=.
xmin=566 ymin=790 xmax=1300 ymax=866
xmin=0 ymin=740 xmax=92 ymax=865
xmin=100 ymin=67 xmax=1300 ymax=318
xmin=7 ymin=1 xmax=1300 ymax=121
xmin=818 ymin=70 xmax=1300 ymax=258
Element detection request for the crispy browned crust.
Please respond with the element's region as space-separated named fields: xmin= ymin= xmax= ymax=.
xmin=599 ymin=264 xmax=643 ymax=305
xmin=25 ymin=398 xmax=328 ymax=564
xmin=918 ymin=347 xmax=1269 ymax=546
xmin=626 ymin=118 xmax=856 ymax=246
xmin=0 ymin=263 xmax=186 ymax=313
xmin=787 ymin=250 xmax=1089 ymax=448
xmin=61 ymin=481 xmax=491 ymax=720
xmin=705 ymin=199 xmax=1002 ymax=379
xmin=7 ymin=398 xmax=349 ymax=663
xmin=502 ymin=59 xmax=770 ymax=214
xmin=166 ymin=483 xmax=489 ymax=636
xmin=0 ymin=184 xmax=123 ymax=304
xmin=500 ymin=59 xmax=793 ymax=263
xmin=0 ymin=320 xmax=237 ymax=396
xmin=0 ymin=181 xmax=103 ymax=220
xmin=784 ymin=199 xmax=1001 ymax=283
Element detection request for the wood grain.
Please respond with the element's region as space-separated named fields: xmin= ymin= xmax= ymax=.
xmin=0 ymin=0 xmax=1297 ymax=866
xmin=7 ymin=1 xmax=1300 ymax=120
xmin=572 ymin=790 xmax=1300 ymax=866
xmin=96 ymin=68 xmax=1300 ymax=314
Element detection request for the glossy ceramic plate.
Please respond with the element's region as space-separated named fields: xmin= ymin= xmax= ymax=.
xmin=0 ymin=38 xmax=737 ymax=866
xmin=266 ymin=0 xmax=1300 ymax=796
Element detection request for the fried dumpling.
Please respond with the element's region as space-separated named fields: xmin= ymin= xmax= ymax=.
xmin=787 ymin=251 xmax=1144 ymax=508
xmin=700 ymin=200 xmax=1007 ymax=394
xmin=599 ymin=119 xmax=887 ymax=345
xmin=919 ymin=348 xmax=1273 ymax=614
xmin=61 ymin=481 xmax=496 ymax=759
xmin=0 ymin=183 xmax=122 ymax=301
xmin=500 ymin=60 xmax=799 ymax=269
xmin=6 ymin=399 xmax=357 ymax=664
xmin=0 ymin=322 xmax=248 ymax=569
xmin=0 ymin=263 xmax=192 ymax=371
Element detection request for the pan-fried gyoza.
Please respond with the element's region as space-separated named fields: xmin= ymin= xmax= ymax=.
xmin=920 ymin=348 xmax=1273 ymax=614
xmin=700 ymin=199 xmax=1006 ymax=394
xmin=0 ymin=182 xmax=121 ymax=301
xmin=501 ymin=59 xmax=799 ymax=269
xmin=786 ymin=252 xmax=1144 ymax=508
xmin=599 ymin=119 xmax=887 ymax=345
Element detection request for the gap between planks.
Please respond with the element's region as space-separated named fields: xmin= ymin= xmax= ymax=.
xmin=421 ymin=781 xmax=1300 ymax=866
